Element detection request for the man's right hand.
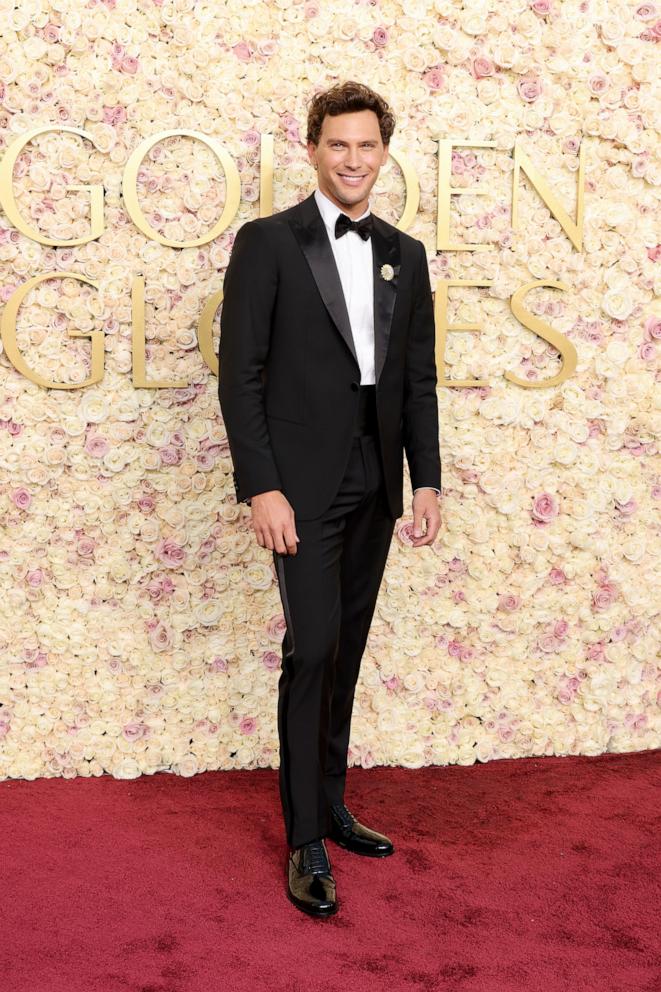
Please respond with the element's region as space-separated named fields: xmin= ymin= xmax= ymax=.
xmin=250 ymin=490 xmax=299 ymax=555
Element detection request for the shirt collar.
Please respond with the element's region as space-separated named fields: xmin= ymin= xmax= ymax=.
xmin=314 ymin=187 xmax=371 ymax=233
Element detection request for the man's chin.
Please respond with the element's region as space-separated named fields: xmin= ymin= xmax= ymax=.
xmin=330 ymin=183 xmax=370 ymax=205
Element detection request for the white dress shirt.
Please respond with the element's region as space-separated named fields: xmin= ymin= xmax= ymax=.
xmin=314 ymin=187 xmax=440 ymax=499
xmin=314 ymin=187 xmax=375 ymax=385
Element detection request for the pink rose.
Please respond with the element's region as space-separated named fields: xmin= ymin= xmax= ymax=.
xmin=85 ymin=435 xmax=109 ymax=457
xmin=77 ymin=537 xmax=96 ymax=558
xmin=155 ymin=538 xmax=185 ymax=568
xmin=266 ymin=614 xmax=287 ymax=640
xmin=531 ymin=492 xmax=558 ymax=523
xmin=548 ymin=567 xmax=566 ymax=584
xmin=232 ymin=42 xmax=252 ymax=61
xmin=210 ymin=656 xmax=228 ymax=672
xmin=592 ymin=583 xmax=618 ymax=611
xmin=27 ymin=569 xmax=44 ymax=587
xmin=646 ymin=245 xmax=661 ymax=261
xmin=120 ymin=56 xmax=139 ymax=74
xmin=396 ymin=521 xmax=418 ymax=546
xmin=471 ymin=56 xmax=494 ymax=78
xmin=539 ymin=633 xmax=561 ymax=653
xmin=498 ymin=593 xmax=521 ymax=611
xmin=635 ymin=4 xmax=657 ymax=19
xmin=149 ymin=621 xmax=173 ymax=651
xmin=239 ymin=716 xmax=257 ymax=735
xmin=159 ymin=445 xmax=183 ymax=466
xmin=196 ymin=451 xmax=216 ymax=471
xmin=198 ymin=538 xmax=216 ymax=560
xmin=12 ymin=487 xmax=31 ymax=510
xmin=285 ymin=122 xmax=300 ymax=142
xmin=641 ymin=18 xmax=661 ymax=39
xmin=588 ymin=75 xmax=608 ymax=94
xmin=644 ymin=315 xmax=661 ymax=339
xmin=122 ymin=722 xmax=149 ymax=741
xmin=0 ymin=284 xmax=17 ymax=303
xmin=373 ymin=27 xmax=388 ymax=47
xmin=585 ymin=641 xmax=606 ymax=661
xmin=531 ymin=0 xmax=552 ymax=14
xmin=42 ymin=22 xmax=60 ymax=42
xmin=517 ymin=76 xmax=542 ymax=102
xmin=102 ymin=105 xmax=127 ymax=125
xmin=423 ymin=67 xmax=445 ymax=90
xmin=262 ymin=651 xmax=280 ymax=671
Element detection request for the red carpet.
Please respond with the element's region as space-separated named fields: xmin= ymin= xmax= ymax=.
xmin=1 ymin=749 xmax=659 ymax=992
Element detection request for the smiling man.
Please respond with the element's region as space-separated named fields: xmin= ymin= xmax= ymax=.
xmin=218 ymin=81 xmax=441 ymax=917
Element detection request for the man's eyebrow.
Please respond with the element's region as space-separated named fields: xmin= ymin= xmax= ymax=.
xmin=326 ymin=139 xmax=378 ymax=144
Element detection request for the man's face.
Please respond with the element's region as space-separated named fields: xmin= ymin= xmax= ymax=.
xmin=307 ymin=109 xmax=389 ymax=217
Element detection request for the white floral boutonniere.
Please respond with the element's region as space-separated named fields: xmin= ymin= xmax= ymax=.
xmin=380 ymin=263 xmax=395 ymax=281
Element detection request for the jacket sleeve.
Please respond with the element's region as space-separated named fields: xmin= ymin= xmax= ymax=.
xmin=402 ymin=239 xmax=442 ymax=493
xmin=218 ymin=219 xmax=283 ymax=503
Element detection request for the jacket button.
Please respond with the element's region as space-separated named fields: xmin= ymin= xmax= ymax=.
xmin=350 ymin=381 xmax=359 ymax=391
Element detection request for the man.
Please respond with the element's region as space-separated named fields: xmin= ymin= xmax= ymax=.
xmin=218 ymin=80 xmax=441 ymax=917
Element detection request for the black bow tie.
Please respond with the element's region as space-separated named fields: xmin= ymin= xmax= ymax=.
xmin=334 ymin=212 xmax=373 ymax=241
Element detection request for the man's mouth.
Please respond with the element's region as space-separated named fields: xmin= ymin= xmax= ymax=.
xmin=338 ymin=174 xmax=367 ymax=186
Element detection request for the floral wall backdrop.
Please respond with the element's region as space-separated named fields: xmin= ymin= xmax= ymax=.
xmin=0 ymin=0 xmax=659 ymax=781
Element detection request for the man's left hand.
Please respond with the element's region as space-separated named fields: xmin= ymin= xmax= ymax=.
xmin=411 ymin=489 xmax=441 ymax=547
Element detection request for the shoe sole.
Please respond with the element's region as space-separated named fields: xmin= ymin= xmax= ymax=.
xmin=327 ymin=836 xmax=395 ymax=857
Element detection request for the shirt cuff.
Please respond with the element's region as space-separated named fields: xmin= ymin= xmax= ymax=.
xmin=413 ymin=487 xmax=441 ymax=496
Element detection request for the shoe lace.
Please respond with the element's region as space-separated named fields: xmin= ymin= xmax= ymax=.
xmin=302 ymin=840 xmax=330 ymax=874
xmin=331 ymin=803 xmax=355 ymax=831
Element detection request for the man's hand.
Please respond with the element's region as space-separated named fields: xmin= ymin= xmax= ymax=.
xmin=251 ymin=490 xmax=299 ymax=555
xmin=411 ymin=489 xmax=441 ymax=547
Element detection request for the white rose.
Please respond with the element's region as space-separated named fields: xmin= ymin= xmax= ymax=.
xmin=601 ymin=290 xmax=634 ymax=321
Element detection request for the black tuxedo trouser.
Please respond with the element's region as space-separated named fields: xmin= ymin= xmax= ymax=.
xmin=272 ymin=391 xmax=396 ymax=849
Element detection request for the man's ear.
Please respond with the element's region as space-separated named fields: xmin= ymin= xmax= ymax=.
xmin=306 ymin=141 xmax=318 ymax=167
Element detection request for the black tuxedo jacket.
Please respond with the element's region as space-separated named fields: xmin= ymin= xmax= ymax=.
xmin=218 ymin=191 xmax=441 ymax=521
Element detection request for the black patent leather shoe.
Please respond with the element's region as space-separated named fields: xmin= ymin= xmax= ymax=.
xmin=328 ymin=802 xmax=394 ymax=857
xmin=287 ymin=838 xmax=338 ymax=917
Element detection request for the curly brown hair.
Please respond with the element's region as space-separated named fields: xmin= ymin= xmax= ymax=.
xmin=306 ymin=80 xmax=396 ymax=147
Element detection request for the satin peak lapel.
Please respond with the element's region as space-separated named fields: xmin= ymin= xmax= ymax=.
xmin=288 ymin=194 xmax=358 ymax=366
xmin=371 ymin=215 xmax=400 ymax=384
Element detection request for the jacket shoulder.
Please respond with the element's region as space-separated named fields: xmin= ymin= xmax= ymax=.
xmin=234 ymin=199 xmax=305 ymax=234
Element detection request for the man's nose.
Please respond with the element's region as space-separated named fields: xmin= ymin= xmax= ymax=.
xmin=344 ymin=150 xmax=362 ymax=170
